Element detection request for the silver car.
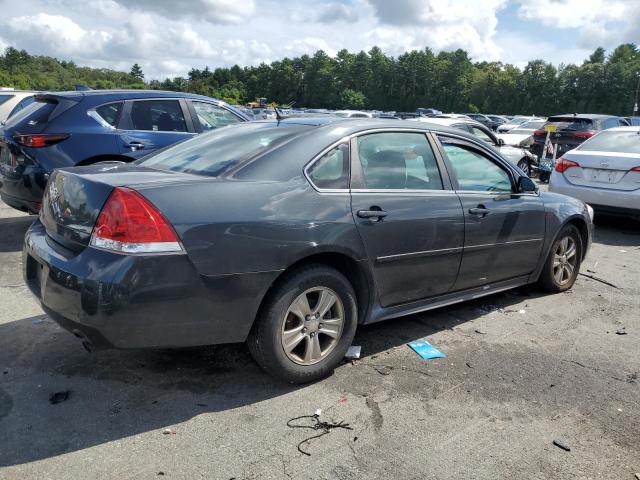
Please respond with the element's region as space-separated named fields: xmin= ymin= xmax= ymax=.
xmin=549 ymin=126 xmax=640 ymax=219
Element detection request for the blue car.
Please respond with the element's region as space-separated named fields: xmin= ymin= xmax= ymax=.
xmin=0 ymin=90 xmax=250 ymax=213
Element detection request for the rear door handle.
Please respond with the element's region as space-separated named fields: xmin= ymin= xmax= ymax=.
xmin=357 ymin=209 xmax=388 ymax=220
xmin=128 ymin=142 xmax=145 ymax=151
xmin=469 ymin=206 xmax=490 ymax=217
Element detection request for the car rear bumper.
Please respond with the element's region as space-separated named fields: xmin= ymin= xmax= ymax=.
xmin=0 ymin=164 xmax=49 ymax=213
xmin=23 ymin=220 xmax=279 ymax=349
xmin=549 ymin=171 xmax=640 ymax=216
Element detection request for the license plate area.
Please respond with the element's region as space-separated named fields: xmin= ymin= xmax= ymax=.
xmin=588 ymin=169 xmax=616 ymax=183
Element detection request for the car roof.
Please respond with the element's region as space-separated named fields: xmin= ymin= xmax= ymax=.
xmin=604 ymin=126 xmax=640 ymax=132
xmin=35 ymin=89 xmax=221 ymax=102
xmin=548 ymin=114 xmax=617 ymax=120
xmin=410 ymin=117 xmax=486 ymax=129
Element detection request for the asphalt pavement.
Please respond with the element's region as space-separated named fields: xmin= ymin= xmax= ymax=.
xmin=0 ymin=197 xmax=639 ymax=480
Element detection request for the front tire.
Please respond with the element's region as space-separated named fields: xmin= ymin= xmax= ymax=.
xmin=247 ymin=265 xmax=358 ymax=383
xmin=539 ymin=225 xmax=582 ymax=292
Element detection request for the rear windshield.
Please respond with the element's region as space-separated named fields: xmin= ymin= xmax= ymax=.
xmin=511 ymin=121 xmax=545 ymax=133
xmin=3 ymin=101 xmax=56 ymax=128
xmin=0 ymin=94 xmax=14 ymax=106
xmin=578 ymin=130 xmax=640 ymax=154
xmin=139 ymin=122 xmax=308 ymax=177
xmin=546 ymin=117 xmax=593 ymax=130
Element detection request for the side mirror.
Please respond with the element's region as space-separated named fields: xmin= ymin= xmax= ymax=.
xmin=497 ymin=138 xmax=505 ymax=146
xmin=517 ymin=176 xmax=537 ymax=193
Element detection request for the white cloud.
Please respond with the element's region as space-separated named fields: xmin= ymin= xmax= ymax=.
xmin=112 ymin=0 xmax=256 ymax=24
xmin=284 ymin=37 xmax=338 ymax=57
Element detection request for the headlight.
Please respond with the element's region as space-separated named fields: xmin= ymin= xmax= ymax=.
xmin=586 ymin=204 xmax=594 ymax=221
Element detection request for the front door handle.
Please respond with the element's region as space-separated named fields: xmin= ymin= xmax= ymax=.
xmin=128 ymin=142 xmax=145 ymax=151
xmin=469 ymin=206 xmax=490 ymax=217
xmin=357 ymin=208 xmax=388 ymax=220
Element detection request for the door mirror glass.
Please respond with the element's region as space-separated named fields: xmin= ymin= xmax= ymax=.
xmin=497 ymin=138 xmax=505 ymax=146
xmin=517 ymin=176 xmax=538 ymax=193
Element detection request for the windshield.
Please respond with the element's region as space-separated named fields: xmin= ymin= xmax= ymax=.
xmin=546 ymin=117 xmax=593 ymax=131
xmin=139 ymin=122 xmax=308 ymax=177
xmin=578 ymin=130 xmax=640 ymax=154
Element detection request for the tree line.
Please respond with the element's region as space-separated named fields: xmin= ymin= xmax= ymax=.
xmin=1 ymin=44 xmax=639 ymax=116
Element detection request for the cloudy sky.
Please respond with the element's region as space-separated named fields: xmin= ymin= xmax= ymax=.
xmin=0 ymin=0 xmax=638 ymax=79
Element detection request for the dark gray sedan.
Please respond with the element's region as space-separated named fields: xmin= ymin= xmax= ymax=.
xmin=23 ymin=118 xmax=593 ymax=383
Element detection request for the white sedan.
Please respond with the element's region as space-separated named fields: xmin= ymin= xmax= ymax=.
xmin=549 ymin=127 xmax=640 ymax=219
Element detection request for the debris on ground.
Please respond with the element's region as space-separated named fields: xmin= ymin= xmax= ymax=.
xmin=32 ymin=317 xmax=48 ymax=325
xmin=465 ymin=362 xmax=473 ymax=369
xmin=345 ymin=345 xmax=361 ymax=359
xmin=49 ymin=390 xmax=70 ymax=405
xmin=615 ymin=328 xmax=627 ymax=335
xmin=162 ymin=428 xmax=176 ymax=435
xmin=553 ymin=439 xmax=571 ymax=452
xmin=407 ymin=339 xmax=446 ymax=360
xmin=287 ymin=413 xmax=353 ymax=456
xmin=373 ymin=365 xmax=392 ymax=375
xmin=474 ymin=329 xmax=486 ymax=335
xmin=578 ymin=273 xmax=619 ymax=289
xmin=518 ymin=309 xmax=526 ymax=314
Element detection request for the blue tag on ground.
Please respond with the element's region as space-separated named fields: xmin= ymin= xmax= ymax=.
xmin=407 ymin=339 xmax=446 ymax=360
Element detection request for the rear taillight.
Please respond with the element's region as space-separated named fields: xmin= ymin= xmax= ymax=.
xmin=555 ymin=157 xmax=580 ymax=173
xmin=631 ymin=166 xmax=640 ymax=172
xmin=14 ymin=134 xmax=69 ymax=148
xmin=574 ymin=132 xmax=594 ymax=139
xmin=533 ymin=129 xmax=546 ymax=136
xmin=90 ymin=187 xmax=183 ymax=254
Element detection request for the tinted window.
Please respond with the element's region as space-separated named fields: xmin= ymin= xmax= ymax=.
xmin=130 ymin=100 xmax=186 ymax=132
xmin=192 ymin=102 xmax=242 ymax=131
xmin=7 ymin=96 xmax=34 ymax=118
xmin=95 ymin=102 xmax=123 ymax=127
xmin=307 ymin=143 xmax=349 ymax=189
xmin=601 ymin=118 xmax=620 ymax=130
xmin=3 ymin=101 xmax=56 ymax=128
xmin=357 ymin=132 xmax=443 ymax=190
xmin=0 ymin=94 xmax=15 ymax=105
xmin=546 ymin=117 xmax=593 ymax=131
xmin=140 ymin=123 xmax=307 ymax=177
xmin=578 ymin=130 xmax=640 ymax=154
xmin=440 ymin=140 xmax=512 ymax=192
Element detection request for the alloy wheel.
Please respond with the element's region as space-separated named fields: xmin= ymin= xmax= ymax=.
xmin=281 ymin=287 xmax=345 ymax=366
xmin=553 ymin=236 xmax=577 ymax=286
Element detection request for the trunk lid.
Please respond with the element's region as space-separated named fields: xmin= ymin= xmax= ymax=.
xmin=40 ymin=163 xmax=205 ymax=251
xmin=562 ymin=150 xmax=640 ymax=191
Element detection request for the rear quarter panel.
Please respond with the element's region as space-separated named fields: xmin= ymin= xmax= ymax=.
xmin=137 ymin=177 xmax=367 ymax=277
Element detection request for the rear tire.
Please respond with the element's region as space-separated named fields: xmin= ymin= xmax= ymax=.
xmin=517 ymin=159 xmax=531 ymax=177
xmin=247 ymin=265 xmax=358 ymax=383
xmin=539 ymin=225 xmax=582 ymax=292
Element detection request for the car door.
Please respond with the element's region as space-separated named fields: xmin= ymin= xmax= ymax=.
xmin=116 ymin=98 xmax=196 ymax=159
xmin=435 ymin=135 xmax=545 ymax=290
xmin=350 ymin=130 xmax=465 ymax=307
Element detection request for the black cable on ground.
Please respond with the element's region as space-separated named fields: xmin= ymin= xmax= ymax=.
xmin=286 ymin=414 xmax=353 ymax=456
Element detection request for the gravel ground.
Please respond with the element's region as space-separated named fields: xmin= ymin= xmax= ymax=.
xmin=0 ymin=194 xmax=639 ymax=480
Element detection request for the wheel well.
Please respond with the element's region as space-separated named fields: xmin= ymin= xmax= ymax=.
xmin=75 ymin=154 xmax=133 ymax=166
xmin=565 ymin=218 xmax=589 ymax=260
xmin=260 ymin=252 xmax=371 ymax=324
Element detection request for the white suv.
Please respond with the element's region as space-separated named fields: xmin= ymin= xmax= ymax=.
xmin=0 ymin=89 xmax=39 ymax=123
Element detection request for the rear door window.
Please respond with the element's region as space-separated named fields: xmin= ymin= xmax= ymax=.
xmin=192 ymin=101 xmax=243 ymax=131
xmin=94 ymin=102 xmax=123 ymax=127
xmin=129 ymin=100 xmax=187 ymax=132
xmin=357 ymin=132 xmax=443 ymax=190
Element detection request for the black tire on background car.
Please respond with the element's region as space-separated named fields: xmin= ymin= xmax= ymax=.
xmin=539 ymin=224 xmax=583 ymax=293
xmin=517 ymin=159 xmax=531 ymax=177
xmin=247 ymin=265 xmax=358 ymax=383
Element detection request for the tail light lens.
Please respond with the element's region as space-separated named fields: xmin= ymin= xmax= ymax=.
xmin=90 ymin=187 xmax=183 ymax=254
xmin=14 ymin=134 xmax=69 ymax=148
xmin=555 ymin=157 xmax=580 ymax=173
xmin=631 ymin=166 xmax=640 ymax=172
xmin=574 ymin=132 xmax=594 ymax=139
xmin=533 ymin=129 xmax=546 ymax=136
